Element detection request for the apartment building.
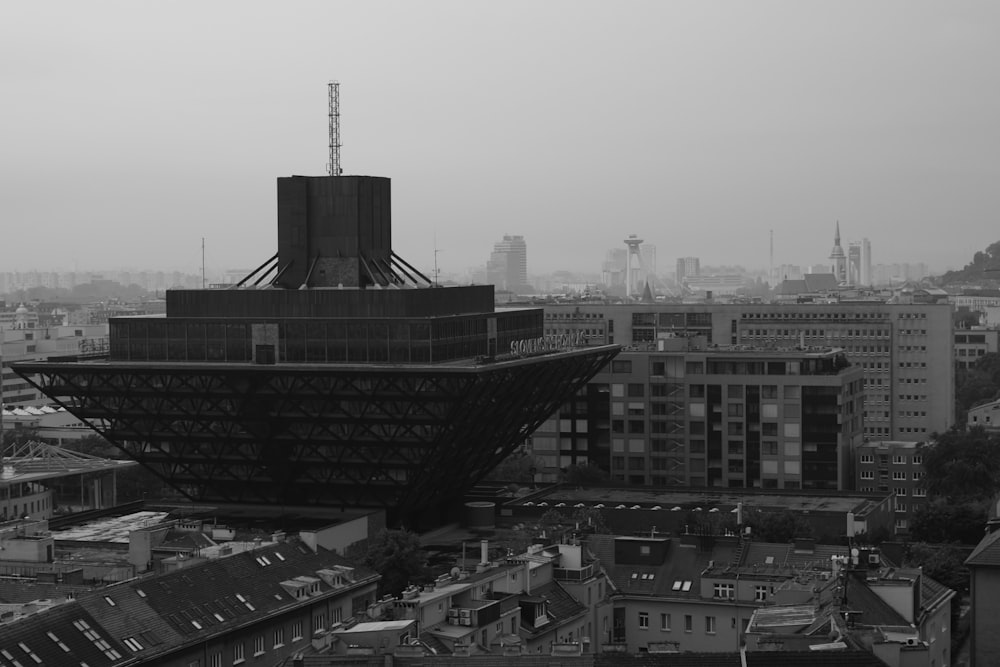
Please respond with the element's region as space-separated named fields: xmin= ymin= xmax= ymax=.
xmin=392 ymin=541 xmax=610 ymax=655
xmin=533 ymin=338 xmax=863 ymax=491
xmin=542 ymin=301 xmax=954 ymax=440
xmin=854 ymin=440 xmax=927 ymax=534
xmin=954 ymin=328 xmax=999 ymax=370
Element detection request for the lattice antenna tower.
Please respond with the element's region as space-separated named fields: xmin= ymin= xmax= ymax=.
xmin=327 ymin=81 xmax=342 ymax=176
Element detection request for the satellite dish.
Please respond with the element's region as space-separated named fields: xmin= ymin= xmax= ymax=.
xmin=851 ymin=548 xmax=860 ymax=557
xmin=450 ymin=567 xmax=462 ymax=577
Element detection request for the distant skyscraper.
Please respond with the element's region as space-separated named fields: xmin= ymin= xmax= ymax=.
xmin=676 ymin=257 xmax=700 ymax=284
xmin=848 ymin=243 xmax=862 ymax=285
xmin=861 ymin=238 xmax=872 ymax=285
xmin=486 ymin=235 xmax=528 ymax=292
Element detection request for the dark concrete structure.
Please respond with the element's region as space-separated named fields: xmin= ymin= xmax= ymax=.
xmin=17 ymin=175 xmax=618 ymax=523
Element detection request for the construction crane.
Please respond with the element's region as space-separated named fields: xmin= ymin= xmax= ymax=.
xmin=327 ymin=81 xmax=342 ymax=176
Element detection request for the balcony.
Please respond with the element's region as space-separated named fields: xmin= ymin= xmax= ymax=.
xmin=553 ymin=562 xmax=595 ymax=582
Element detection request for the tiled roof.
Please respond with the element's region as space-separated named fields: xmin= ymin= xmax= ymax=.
xmin=519 ymin=580 xmax=586 ymax=637
xmin=966 ymin=528 xmax=1000 ymax=567
xmin=843 ymin=577 xmax=908 ymax=627
xmin=0 ymin=602 xmax=132 ymax=666
xmin=919 ymin=573 xmax=953 ymax=613
xmin=741 ymin=543 xmax=849 ymax=572
xmin=77 ymin=538 xmax=378 ymax=661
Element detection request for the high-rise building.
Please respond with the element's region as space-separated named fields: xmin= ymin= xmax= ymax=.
xmin=486 ymin=234 xmax=528 ymax=292
xmin=18 ymin=175 xmax=617 ymax=524
xmin=676 ymin=257 xmax=700 ymax=284
xmin=532 ymin=339 xmax=863 ymax=490
xmin=541 ymin=301 xmax=954 ymax=444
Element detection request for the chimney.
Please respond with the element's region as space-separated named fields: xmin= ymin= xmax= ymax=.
xmin=480 ymin=540 xmax=489 ymax=566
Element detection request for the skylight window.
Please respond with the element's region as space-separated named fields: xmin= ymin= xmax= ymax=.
xmin=672 ymin=580 xmax=683 ymax=591
xmin=18 ymin=642 xmax=41 ymax=665
xmin=274 ymin=552 xmax=285 ymax=561
xmin=682 ymin=581 xmax=692 ymax=592
xmin=0 ymin=648 xmax=23 ymax=667
xmin=123 ymin=637 xmax=144 ymax=652
xmin=104 ymin=596 xmax=116 ymax=606
xmin=191 ymin=619 xmax=203 ymax=630
xmin=136 ymin=588 xmax=146 ymax=598
xmin=46 ymin=631 xmax=70 ymax=653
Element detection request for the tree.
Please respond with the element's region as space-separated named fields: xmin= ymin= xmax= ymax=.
xmin=906 ymin=542 xmax=970 ymax=593
xmin=484 ymin=452 xmax=540 ymax=483
xmin=921 ymin=428 xmax=1000 ymax=502
xmin=571 ymin=507 xmax=610 ymax=534
xmin=562 ymin=463 xmax=609 ymax=486
xmin=362 ymin=529 xmax=429 ymax=598
xmin=909 ymin=497 xmax=988 ymax=545
xmin=742 ymin=508 xmax=813 ymax=543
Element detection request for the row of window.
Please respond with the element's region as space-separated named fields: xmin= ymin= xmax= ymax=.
xmin=859 ymin=454 xmax=924 ymax=464
xmin=859 ymin=470 xmax=924 ymax=480
xmin=638 ymin=610 xmax=753 ymax=634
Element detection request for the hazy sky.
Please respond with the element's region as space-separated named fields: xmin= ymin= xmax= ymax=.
xmin=3 ymin=1 xmax=999 ymax=277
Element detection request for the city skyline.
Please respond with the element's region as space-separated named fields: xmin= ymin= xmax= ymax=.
xmin=4 ymin=2 xmax=999 ymax=276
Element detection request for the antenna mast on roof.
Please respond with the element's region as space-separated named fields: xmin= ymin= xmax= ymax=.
xmin=327 ymin=81 xmax=342 ymax=176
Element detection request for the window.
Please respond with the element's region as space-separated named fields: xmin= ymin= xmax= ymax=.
xmin=860 ymin=454 xmax=873 ymax=463
xmin=209 ymin=654 xmax=222 ymax=667
xmin=612 ymin=360 xmax=632 ymax=373
xmin=684 ymin=615 xmax=693 ymax=632
xmin=705 ymin=616 xmax=717 ymax=634
xmin=913 ymin=455 xmax=923 ymax=465
xmin=253 ymin=635 xmax=265 ymax=656
xmin=292 ymin=621 xmax=303 ymax=641
xmin=893 ymin=471 xmax=906 ymax=480
xmin=860 ymin=470 xmax=874 ymax=480
xmin=638 ymin=612 xmax=649 ymax=629
xmin=273 ymin=627 xmax=284 ymax=648
xmin=755 ymin=585 xmax=767 ymax=602
xmin=713 ymin=583 xmax=734 ymax=599
xmin=660 ymin=613 xmax=671 ymax=631
xmin=233 ymin=643 xmax=245 ymax=664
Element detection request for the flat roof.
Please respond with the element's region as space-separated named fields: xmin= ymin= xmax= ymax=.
xmin=51 ymin=511 xmax=170 ymax=543
xmin=515 ymin=486 xmax=887 ymax=515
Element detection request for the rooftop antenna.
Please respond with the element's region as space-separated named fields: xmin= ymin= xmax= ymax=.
xmin=327 ymin=81 xmax=342 ymax=176
xmin=433 ymin=234 xmax=442 ymax=287
xmin=769 ymin=229 xmax=773 ymax=286
xmin=201 ymin=237 xmax=206 ymax=288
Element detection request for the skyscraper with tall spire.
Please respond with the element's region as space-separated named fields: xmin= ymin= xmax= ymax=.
xmin=829 ymin=222 xmax=847 ymax=284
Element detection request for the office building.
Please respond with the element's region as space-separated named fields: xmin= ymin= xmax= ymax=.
xmin=486 ymin=234 xmax=528 ymax=293
xmin=542 ymin=301 xmax=954 ymax=441
xmin=533 ymin=339 xmax=863 ymax=490
xmin=17 ymin=175 xmax=617 ymax=524
xmin=675 ymin=257 xmax=700 ymax=285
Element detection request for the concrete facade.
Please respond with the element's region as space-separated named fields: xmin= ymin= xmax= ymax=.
xmin=542 ymin=301 xmax=954 ymax=441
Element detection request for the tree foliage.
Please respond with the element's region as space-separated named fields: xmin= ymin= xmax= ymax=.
xmin=909 ymin=497 xmax=989 ymax=545
xmin=906 ymin=542 xmax=971 ymax=593
xmin=921 ymin=427 xmax=1000 ymax=502
xmin=954 ymin=353 xmax=1000 ymax=423
xmin=562 ymin=463 xmax=609 ymax=486
xmin=362 ymin=529 xmax=429 ymax=598
xmin=742 ymin=508 xmax=813 ymax=543
xmin=938 ymin=240 xmax=1000 ymax=286
xmin=483 ymin=452 xmax=540 ymax=483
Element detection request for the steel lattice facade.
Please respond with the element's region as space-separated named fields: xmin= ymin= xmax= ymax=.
xmin=20 ymin=348 xmax=617 ymax=516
